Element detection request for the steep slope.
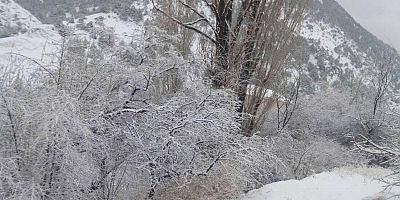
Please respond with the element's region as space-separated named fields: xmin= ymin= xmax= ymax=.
xmin=13 ymin=0 xmax=400 ymax=96
xmin=0 ymin=0 xmax=60 ymax=72
xmin=62 ymin=12 xmax=144 ymax=44
xmin=0 ymin=1 xmax=149 ymax=76
xmin=0 ymin=0 xmax=41 ymax=37
xmin=14 ymin=0 xmax=146 ymax=24
xmin=0 ymin=25 xmax=59 ymax=63
xmin=295 ymin=0 xmax=400 ymax=94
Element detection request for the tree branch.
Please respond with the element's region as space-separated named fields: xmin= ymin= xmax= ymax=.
xmin=356 ymin=134 xmax=400 ymax=156
xmin=151 ymin=0 xmax=217 ymax=45
xmin=178 ymin=0 xmax=217 ymax=35
xmin=9 ymin=53 xmax=57 ymax=81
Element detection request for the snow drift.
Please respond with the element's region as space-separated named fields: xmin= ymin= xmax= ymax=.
xmin=241 ymin=167 xmax=400 ymax=200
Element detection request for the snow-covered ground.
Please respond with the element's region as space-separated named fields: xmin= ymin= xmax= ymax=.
xmin=64 ymin=12 xmax=144 ymax=44
xmin=0 ymin=0 xmax=60 ymax=76
xmin=0 ymin=0 xmax=41 ymax=33
xmin=241 ymin=167 xmax=400 ymax=200
xmin=0 ymin=0 xmax=148 ymax=77
xmin=0 ymin=24 xmax=60 ymax=62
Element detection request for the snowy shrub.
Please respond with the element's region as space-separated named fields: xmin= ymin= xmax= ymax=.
xmin=258 ymin=89 xmax=370 ymax=180
xmin=260 ymin=129 xmax=365 ymax=181
xmin=0 ymin=26 xmax=284 ymax=199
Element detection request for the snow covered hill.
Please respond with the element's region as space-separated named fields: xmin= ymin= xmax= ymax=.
xmin=10 ymin=0 xmax=400 ymax=96
xmin=0 ymin=0 xmax=41 ymax=37
xmin=63 ymin=12 xmax=144 ymax=44
xmin=241 ymin=167 xmax=400 ymax=200
xmin=0 ymin=1 xmax=148 ymax=76
xmin=0 ymin=24 xmax=59 ymax=62
xmin=292 ymin=0 xmax=400 ymax=95
xmin=300 ymin=19 xmax=365 ymax=83
xmin=0 ymin=0 xmax=60 ymax=73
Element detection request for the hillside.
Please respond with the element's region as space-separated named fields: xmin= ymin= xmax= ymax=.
xmin=1 ymin=0 xmax=400 ymax=199
xmin=15 ymin=0 xmax=400 ymax=96
xmin=14 ymin=0 xmax=146 ymax=24
xmin=62 ymin=12 xmax=144 ymax=44
xmin=293 ymin=0 xmax=400 ymax=94
xmin=0 ymin=0 xmax=59 ymax=73
xmin=0 ymin=0 xmax=41 ymax=38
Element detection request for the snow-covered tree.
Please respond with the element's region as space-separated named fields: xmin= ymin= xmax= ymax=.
xmin=0 ymin=23 xmax=284 ymax=200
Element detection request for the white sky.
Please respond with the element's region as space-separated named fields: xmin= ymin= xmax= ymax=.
xmin=336 ymin=0 xmax=400 ymax=52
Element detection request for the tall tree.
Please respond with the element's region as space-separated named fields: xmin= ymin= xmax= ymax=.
xmin=151 ymin=0 xmax=309 ymax=135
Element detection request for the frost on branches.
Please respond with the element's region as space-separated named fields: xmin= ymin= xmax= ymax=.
xmin=0 ymin=26 xmax=278 ymax=200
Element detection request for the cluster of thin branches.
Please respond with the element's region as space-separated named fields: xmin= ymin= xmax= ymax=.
xmin=0 ymin=23 xmax=283 ymax=199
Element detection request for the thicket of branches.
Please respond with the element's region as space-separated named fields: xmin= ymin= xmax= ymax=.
xmin=4 ymin=0 xmax=400 ymax=199
xmin=0 ymin=23 xmax=289 ymax=199
xmin=151 ymin=0 xmax=309 ymax=135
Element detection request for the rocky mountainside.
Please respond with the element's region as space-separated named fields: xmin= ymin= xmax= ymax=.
xmin=295 ymin=0 xmax=400 ymax=94
xmin=7 ymin=0 xmax=400 ymax=97
xmin=0 ymin=0 xmax=59 ymax=71
xmin=0 ymin=0 xmax=41 ymax=37
xmin=14 ymin=0 xmax=145 ymax=24
xmin=1 ymin=1 xmax=400 ymax=198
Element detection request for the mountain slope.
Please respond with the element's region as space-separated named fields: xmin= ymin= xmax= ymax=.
xmin=0 ymin=0 xmax=59 ymax=72
xmin=11 ymin=0 xmax=400 ymax=96
xmin=295 ymin=0 xmax=400 ymax=94
xmin=62 ymin=12 xmax=144 ymax=44
xmin=0 ymin=0 xmax=41 ymax=37
xmin=14 ymin=0 xmax=145 ymax=24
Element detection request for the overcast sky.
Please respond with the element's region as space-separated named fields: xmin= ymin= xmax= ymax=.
xmin=336 ymin=0 xmax=400 ymax=52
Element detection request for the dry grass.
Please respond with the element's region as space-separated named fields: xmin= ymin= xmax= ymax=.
xmin=155 ymin=174 xmax=241 ymax=200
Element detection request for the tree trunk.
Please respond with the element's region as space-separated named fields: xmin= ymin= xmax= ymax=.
xmin=211 ymin=0 xmax=232 ymax=88
xmin=236 ymin=0 xmax=262 ymax=136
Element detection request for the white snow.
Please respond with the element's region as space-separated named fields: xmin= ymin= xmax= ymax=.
xmin=241 ymin=167 xmax=400 ymax=200
xmin=0 ymin=0 xmax=41 ymax=33
xmin=246 ymin=84 xmax=288 ymax=102
xmin=0 ymin=24 xmax=60 ymax=75
xmin=0 ymin=0 xmax=60 ymax=70
xmin=131 ymin=1 xmax=146 ymax=10
xmin=301 ymin=19 xmax=357 ymax=67
xmin=301 ymin=19 xmax=369 ymax=82
xmin=66 ymin=13 xmax=144 ymax=44
xmin=308 ymin=54 xmax=318 ymax=65
xmin=301 ymin=20 xmax=343 ymax=59
xmin=0 ymin=24 xmax=59 ymax=56
xmin=0 ymin=7 xmax=144 ymax=73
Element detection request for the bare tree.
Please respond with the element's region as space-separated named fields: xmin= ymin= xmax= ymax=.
xmin=152 ymin=0 xmax=198 ymax=57
xmin=372 ymin=63 xmax=391 ymax=119
xmin=0 ymin=12 xmax=319 ymax=199
xmin=277 ymin=77 xmax=300 ymax=131
xmin=151 ymin=0 xmax=309 ymax=135
xmin=0 ymin=24 xmax=268 ymax=200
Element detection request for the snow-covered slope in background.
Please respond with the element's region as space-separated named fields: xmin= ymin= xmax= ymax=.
xmin=291 ymin=0 xmax=400 ymax=95
xmin=300 ymin=19 xmax=365 ymax=82
xmin=64 ymin=12 xmax=144 ymax=44
xmin=0 ymin=25 xmax=59 ymax=62
xmin=0 ymin=0 xmax=60 ymax=69
xmin=0 ymin=0 xmax=41 ymax=34
xmin=241 ymin=167 xmax=400 ymax=200
xmin=0 ymin=2 xmax=147 ymax=74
